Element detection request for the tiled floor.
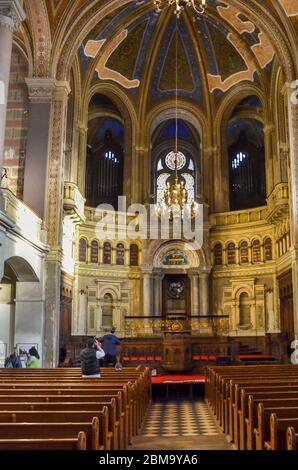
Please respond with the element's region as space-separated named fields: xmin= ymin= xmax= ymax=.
xmin=141 ymin=401 xmax=219 ymax=437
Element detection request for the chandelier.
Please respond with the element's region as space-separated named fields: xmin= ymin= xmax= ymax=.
xmin=153 ymin=0 xmax=206 ymax=18
xmin=155 ymin=21 xmax=198 ymax=220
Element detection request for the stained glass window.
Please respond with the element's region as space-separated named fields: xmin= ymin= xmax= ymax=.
xmin=103 ymin=242 xmax=112 ymax=264
xmin=79 ymin=239 xmax=87 ymax=262
xmin=130 ymin=244 xmax=139 ymax=266
xmin=116 ymin=243 xmax=125 ymax=266
xmin=91 ymin=240 xmax=99 ymax=264
xmin=264 ymin=238 xmax=273 ymax=261
xmin=155 ymin=151 xmax=196 ymax=204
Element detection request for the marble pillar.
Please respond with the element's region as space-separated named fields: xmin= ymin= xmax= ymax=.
xmin=43 ymin=81 xmax=70 ymax=367
xmin=190 ymin=272 xmax=199 ymax=316
xmin=23 ymin=78 xmax=56 ymax=218
xmin=143 ymin=270 xmax=152 ymax=316
xmin=287 ymin=80 xmax=298 ymax=335
xmin=77 ymin=124 xmax=88 ymax=196
xmin=199 ymin=272 xmax=210 ymax=316
xmin=0 ymin=0 xmax=26 ymax=178
xmin=153 ymin=271 xmax=163 ymax=316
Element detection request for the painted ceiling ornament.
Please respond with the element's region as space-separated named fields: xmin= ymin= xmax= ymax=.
xmin=151 ymin=0 xmax=207 ymax=18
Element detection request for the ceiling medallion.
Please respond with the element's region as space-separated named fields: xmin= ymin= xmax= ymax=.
xmin=153 ymin=0 xmax=207 ymax=18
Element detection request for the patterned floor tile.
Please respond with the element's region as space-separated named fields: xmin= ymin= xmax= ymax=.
xmin=141 ymin=400 xmax=220 ymax=437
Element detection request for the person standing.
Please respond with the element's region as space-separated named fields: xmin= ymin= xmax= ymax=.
xmin=80 ymin=338 xmax=105 ymax=378
xmin=4 ymin=350 xmax=22 ymax=368
xmin=102 ymin=327 xmax=121 ymax=367
xmin=26 ymin=347 xmax=40 ymax=368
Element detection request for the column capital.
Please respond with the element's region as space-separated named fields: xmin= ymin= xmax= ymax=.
xmin=282 ymin=79 xmax=298 ymax=103
xmin=25 ymin=78 xmax=56 ymax=103
xmin=76 ymin=122 xmax=88 ymax=134
xmin=263 ymin=123 xmax=275 ymax=134
xmin=199 ymin=270 xmax=211 ymax=278
xmin=0 ymin=0 xmax=26 ymax=31
xmin=25 ymin=78 xmax=71 ymax=104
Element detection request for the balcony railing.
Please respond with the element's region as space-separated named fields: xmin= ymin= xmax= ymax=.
xmin=124 ymin=315 xmax=230 ymax=337
xmin=0 ymin=188 xmax=45 ymax=244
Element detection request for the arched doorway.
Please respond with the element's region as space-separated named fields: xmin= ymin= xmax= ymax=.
xmin=0 ymin=257 xmax=40 ymax=366
xmin=152 ymin=242 xmax=209 ymax=317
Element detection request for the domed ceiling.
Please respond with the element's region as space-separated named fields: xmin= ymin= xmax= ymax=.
xmin=65 ymin=0 xmax=296 ymax=111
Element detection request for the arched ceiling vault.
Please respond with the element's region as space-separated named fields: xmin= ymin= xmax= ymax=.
xmin=18 ymin=1 xmax=298 ymax=116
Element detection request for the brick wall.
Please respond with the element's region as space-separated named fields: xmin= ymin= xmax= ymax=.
xmin=4 ymin=45 xmax=28 ymax=198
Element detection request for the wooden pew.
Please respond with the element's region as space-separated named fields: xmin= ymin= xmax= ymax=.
xmin=224 ymin=379 xmax=298 ymax=442
xmin=206 ymin=365 xmax=298 ymax=452
xmin=0 ymin=383 xmax=136 ymax=447
xmin=0 ymin=409 xmax=110 ymax=450
xmin=265 ymin=414 xmax=298 ymax=450
xmin=246 ymin=396 xmax=298 ymax=450
xmin=0 ymin=367 xmax=151 ymax=449
xmin=0 ymin=399 xmax=119 ymax=450
xmin=0 ymin=431 xmax=86 ymax=450
xmin=287 ymin=427 xmax=298 ymax=450
xmin=0 ymin=419 xmax=99 ymax=450
xmin=0 ymin=385 xmax=132 ymax=448
xmin=239 ymin=389 xmax=298 ymax=450
xmin=0 ymin=393 xmax=124 ymax=449
xmin=255 ymin=404 xmax=298 ymax=450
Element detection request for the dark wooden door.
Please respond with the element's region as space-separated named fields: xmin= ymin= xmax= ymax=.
xmin=278 ymin=270 xmax=294 ymax=339
xmin=162 ymin=274 xmax=190 ymax=317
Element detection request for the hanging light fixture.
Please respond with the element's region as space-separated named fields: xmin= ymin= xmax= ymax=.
xmin=155 ymin=20 xmax=198 ymax=220
xmin=153 ymin=0 xmax=207 ymax=18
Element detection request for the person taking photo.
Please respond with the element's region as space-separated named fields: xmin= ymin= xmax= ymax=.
xmin=80 ymin=337 xmax=105 ymax=378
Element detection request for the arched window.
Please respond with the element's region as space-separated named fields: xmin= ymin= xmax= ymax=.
xmin=156 ymin=151 xmax=196 ymax=204
xmin=264 ymin=238 xmax=273 ymax=261
xmin=227 ymin=243 xmax=236 ymax=265
xmin=252 ymin=239 xmax=261 ymax=263
xmin=102 ymin=293 xmax=113 ymax=330
xmin=239 ymin=292 xmax=251 ymax=326
xmin=116 ymin=243 xmax=125 ymax=266
xmin=240 ymin=241 xmax=249 ymax=264
xmin=229 ymin=124 xmax=266 ymax=210
xmin=79 ymin=239 xmax=87 ymax=262
xmin=103 ymin=242 xmax=112 ymax=265
xmin=86 ymin=106 xmax=124 ymax=209
xmin=90 ymin=240 xmax=99 ymax=264
xmin=214 ymin=244 xmax=223 ymax=266
xmin=130 ymin=244 xmax=139 ymax=266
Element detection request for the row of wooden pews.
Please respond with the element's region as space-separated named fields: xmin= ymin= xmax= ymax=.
xmin=0 ymin=366 xmax=151 ymax=450
xmin=205 ymin=364 xmax=298 ymax=450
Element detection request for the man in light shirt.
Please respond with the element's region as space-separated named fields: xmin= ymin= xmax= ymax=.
xmin=80 ymin=337 xmax=105 ymax=378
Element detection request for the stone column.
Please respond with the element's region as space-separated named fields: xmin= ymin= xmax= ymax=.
xmin=189 ymin=272 xmax=199 ymax=316
xmin=287 ymin=80 xmax=298 ymax=335
xmin=142 ymin=270 xmax=152 ymax=316
xmin=77 ymin=123 xmax=88 ymax=196
xmin=0 ymin=0 xmax=26 ymax=177
xmin=199 ymin=272 xmax=210 ymax=316
xmin=153 ymin=271 xmax=163 ymax=316
xmin=23 ymin=78 xmax=56 ymax=218
xmin=263 ymin=123 xmax=275 ymax=195
xmin=43 ymin=81 xmax=70 ymax=367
